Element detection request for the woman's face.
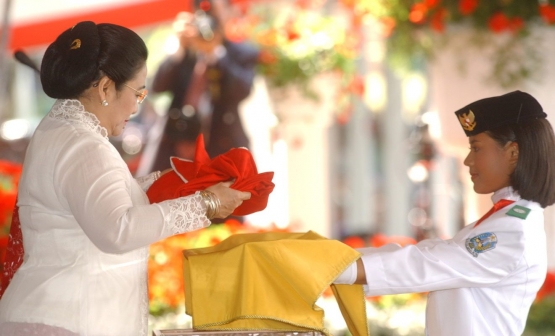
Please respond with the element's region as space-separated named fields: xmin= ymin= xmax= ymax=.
xmin=103 ymin=64 xmax=147 ymax=137
xmin=463 ymin=132 xmax=518 ymax=194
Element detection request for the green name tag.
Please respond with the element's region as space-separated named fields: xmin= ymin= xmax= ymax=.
xmin=506 ymin=205 xmax=531 ymax=219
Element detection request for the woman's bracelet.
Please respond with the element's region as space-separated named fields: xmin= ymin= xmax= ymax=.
xmin=199 ymin=190 xmax=221 ymax=220
xmin=152 ymin=170 xmax=161 ymax=181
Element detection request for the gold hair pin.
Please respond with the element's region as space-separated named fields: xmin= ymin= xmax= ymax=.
xmin=70 ymin=39 xmax=81 ymax=50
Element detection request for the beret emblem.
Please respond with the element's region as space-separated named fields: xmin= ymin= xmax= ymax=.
xmin=458 ymin=109 xmax=476 ymax=131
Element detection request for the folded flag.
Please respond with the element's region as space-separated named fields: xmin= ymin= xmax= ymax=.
xmin=147 ymin=134 xmax=275 ymax=216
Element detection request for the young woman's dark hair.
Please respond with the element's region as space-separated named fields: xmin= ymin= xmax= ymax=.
xmin=486 ymin=118 xmax=555 ymax=207
xmin=40 ymin=21 xmax=148 ymax=99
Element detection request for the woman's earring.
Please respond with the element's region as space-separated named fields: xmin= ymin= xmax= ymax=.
xmin=101 ymin=100 xmax=109 ymax=107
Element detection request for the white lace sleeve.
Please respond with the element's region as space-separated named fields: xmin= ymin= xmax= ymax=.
xmin=135 ymin=171 xmax=161 ymax=192
xmin=156 ymin=191 xmax=211 ymax=235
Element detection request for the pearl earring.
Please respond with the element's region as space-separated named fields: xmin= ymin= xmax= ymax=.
xmin=101 ymin=100 xmax=109 ymax=107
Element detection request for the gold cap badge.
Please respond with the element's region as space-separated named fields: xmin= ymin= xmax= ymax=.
xmin=458 ymin=109 xmax=476 ymax=131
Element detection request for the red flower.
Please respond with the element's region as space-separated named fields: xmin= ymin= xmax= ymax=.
xmin=369 ymin=233 xmax=388 ymax=247
xmin=488 ymin=12 xmax=524 ymax=33
xmin=540 ymin=4 xmax=555 ymax=24
xmin=285 ymin=28 xmax=301 ymax=41
xmin=199 ymin=0 xmax=211 ymax=12
xmin=379 ymin=17 xmax=397 ymax=37
xmin=536 ymin=271 xmax=555 ymax=301
xmin=459 ymin=0 xmax=478 ymax=16
xmin=509 ymin=17 xmax=524 ymax=32
xmin=425 ymin=0 xmax=441 ymax=8
xmin=255 ymin=29 xmax=279 ymax=47
xmin=488 ymin=12 xmax=510 ymax=33
xmin=370 ymin=233 xmax=417 ymax=248
xmin=409 ymin=3 xmax=429 ymax=24
xmin=295 ymin=0 xmax=325 ymax=9
xmin=430 ymin=8 xmax=448 ymax=32
xmin=351 ymin=12 xmax=364 ymax=28
xmin=229 ymin=0 xmax=253 ymax=16
xmin=0 ymin=161 xmax=22 ymax=234
xmin=348 ymin=75 xmax=365 ymax=97
xmin=0 ymin=161 xmax=22 ymax=181
xmin=342 ymin=236 xmax=366 ymax=248
xmin=258 ymin=49 xmax=278 ymax=64
xmin=339 ymin=0 xmax=357 ymax=9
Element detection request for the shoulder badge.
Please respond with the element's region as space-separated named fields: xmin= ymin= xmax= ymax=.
xmin=466 ymin=232 xmax=498 ymax=258
xmin=506 ymin=205 xmax=531 ymax=219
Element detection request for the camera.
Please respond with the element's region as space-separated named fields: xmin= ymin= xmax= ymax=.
xmin=192 ymin=11 xmax=219 ymax=42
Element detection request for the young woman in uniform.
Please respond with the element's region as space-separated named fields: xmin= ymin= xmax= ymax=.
xmin=334 ymin=90 xmax=555 ymax=336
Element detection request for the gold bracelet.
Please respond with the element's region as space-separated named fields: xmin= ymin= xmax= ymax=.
xmin=199 ymin=190 xmax=219 ymax=219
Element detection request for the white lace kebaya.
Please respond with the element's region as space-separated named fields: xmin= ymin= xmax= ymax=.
xmin=0 ymin=99 xmax=210 ymax=336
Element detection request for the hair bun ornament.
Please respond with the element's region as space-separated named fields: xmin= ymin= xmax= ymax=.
xmin=70 ymin=39 xmax=81 ymax=50
xmin=40 ymin=21 xmax=101 ymax=99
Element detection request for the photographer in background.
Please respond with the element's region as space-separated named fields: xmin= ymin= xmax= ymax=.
xmin=138 ymin=0 xmax=259 ymax=176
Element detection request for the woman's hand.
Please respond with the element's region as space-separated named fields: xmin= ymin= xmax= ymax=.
xmin=205 ymin=181 xmax=251 ymax=219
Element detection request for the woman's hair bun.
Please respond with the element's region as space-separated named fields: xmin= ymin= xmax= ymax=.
xmin=40 ymin=21 xmax=101 ymax=99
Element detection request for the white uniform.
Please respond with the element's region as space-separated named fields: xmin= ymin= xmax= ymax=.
xmin=0 ymin=99 xmax=211 ymax=336
xmin=360 ymin=186 xmax=547 ymax=336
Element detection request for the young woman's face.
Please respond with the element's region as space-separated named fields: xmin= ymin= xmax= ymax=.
xmin=105 ymin=64 xmax=148 ymax=137
xmin=463 ymin=132 xmax=518 ymax=194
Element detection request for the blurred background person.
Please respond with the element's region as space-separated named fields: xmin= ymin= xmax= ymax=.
xmin=137 ymin=0 xmax=259 ymax=175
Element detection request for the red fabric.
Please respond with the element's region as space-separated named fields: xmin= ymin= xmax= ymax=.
xmin=474 ymin=199 xmax=515 ymax=227
xmin=147 ymin=135 xmax=275 ymax=216
xmin=0 ymin=202 xmax=24 ymax=299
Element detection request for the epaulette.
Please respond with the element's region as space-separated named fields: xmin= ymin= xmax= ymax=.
xmin=506 ymin=205 xmax=531 ymax=219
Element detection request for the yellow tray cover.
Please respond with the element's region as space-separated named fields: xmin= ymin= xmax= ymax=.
xmin=182 ymin=231 xmax=369 ymax=336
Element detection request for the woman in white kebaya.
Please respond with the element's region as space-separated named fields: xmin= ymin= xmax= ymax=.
xmin=0 ymin=21 xmax=250 ymax=336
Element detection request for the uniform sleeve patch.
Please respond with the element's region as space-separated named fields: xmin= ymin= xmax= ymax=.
xmin=465 ymin=232 xmax=498 ymax=257
xmin=506 ymin=205 xmax=531 ymax=219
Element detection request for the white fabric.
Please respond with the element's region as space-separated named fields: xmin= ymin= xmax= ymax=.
xmin=333 ymin=244 xmax=403 ymax=285
xmin=360 ymin=186 xmax=547 ymax=336
xmin=332 ymin=258 xmax=357 ymax=285
xmin=0 ymin=99 xmax=211 ymax=336
xmin=135 ymin=171 xmax=161 ymax=191
xmin=0 ymin=323 xmax=78 ymax=336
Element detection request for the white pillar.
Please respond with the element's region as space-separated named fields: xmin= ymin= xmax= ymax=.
xmin=14 ymin=62 xmax=39 ymax=120
xmin=269 ymin=73 xmax=339 ymax=237
xmin=430 ymin=155 xmax=465 ymax=237
xmin=382 ymin=68 xmax=411 ymax=236
xmin=342 ymin=100 xmax=376 ymax=236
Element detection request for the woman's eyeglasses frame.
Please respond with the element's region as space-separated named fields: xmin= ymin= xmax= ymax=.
xmin=123 ymin=83 xmax=148 ymax=105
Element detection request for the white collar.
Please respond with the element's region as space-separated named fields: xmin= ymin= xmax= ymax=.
xmin=48 ymin=99 xmax=108 ymax=140
xmin=491 ymin=186 xmax=521 ymax=204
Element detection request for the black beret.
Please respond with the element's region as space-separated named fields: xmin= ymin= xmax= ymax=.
xmin=454 ymin=91 xmax=547 ymax=136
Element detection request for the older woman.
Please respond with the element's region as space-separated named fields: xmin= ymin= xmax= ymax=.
xmin=0 ymin=21 xmax=250 ymax=336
